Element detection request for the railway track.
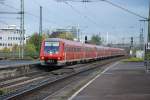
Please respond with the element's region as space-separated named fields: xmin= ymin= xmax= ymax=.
xmin=0 ymin=57 xmax=125 ymax=100
xmin=0 ymin=72 xmax=51 ymax=91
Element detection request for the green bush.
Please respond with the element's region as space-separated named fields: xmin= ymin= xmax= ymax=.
xmin=25 ymin=43 xmax=38 ymax=58
xmin=145 ymin=52 xmax=150 ymax=60
xmin=123 ymin=57 xmax=144 ymax=62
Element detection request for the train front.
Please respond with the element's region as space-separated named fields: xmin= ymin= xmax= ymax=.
xmin=40 ymin=39 xmax=64 ymax=66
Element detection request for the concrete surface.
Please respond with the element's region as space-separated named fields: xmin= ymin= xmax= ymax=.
xmin=0 ymin=60 xmax=40 ymax=69
xmin=72 ymin=62 xmax=150 ymax=100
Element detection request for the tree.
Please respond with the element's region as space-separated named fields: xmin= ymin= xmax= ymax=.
xmin=58 ymin=32 xmax=74 ymax=40
xmin=25 ymin=43 xmax=37 ymax=58
xmin=12 ymin=44 xmax=19 ymax=52
xmin=90 ymin=34 xmax=102 ymax=45
xmin=27 ymin=33 xmax=43 ymax=52
xmin=2 ymin=47 xmax=10 ymax=52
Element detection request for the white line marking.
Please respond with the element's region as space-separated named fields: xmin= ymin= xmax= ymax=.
xmin=68 ymin=61 xmax=119 ymax=100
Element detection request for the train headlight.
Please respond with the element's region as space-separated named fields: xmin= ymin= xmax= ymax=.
xmin=58 ymin=57 xmax=61 ymax=60
xmin=41 ymin=56 xmax=45 ymax=60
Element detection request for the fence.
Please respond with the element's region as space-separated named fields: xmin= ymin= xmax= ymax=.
xmin=0 ymin=51 xmax=39 ymax=59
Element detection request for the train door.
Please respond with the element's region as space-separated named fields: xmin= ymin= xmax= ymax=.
xmin=61 ymin=42 xmax=65 ymax=61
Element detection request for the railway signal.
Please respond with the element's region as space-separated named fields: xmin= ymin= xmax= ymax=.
xmin=85 ymin=36 xmax=88 ymax=43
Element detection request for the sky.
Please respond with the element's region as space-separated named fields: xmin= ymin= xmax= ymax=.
xmin=0 ymin=0 xmax=149 ymax=44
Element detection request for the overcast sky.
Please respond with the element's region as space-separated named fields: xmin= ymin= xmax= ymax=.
xmin=0 ymin=0 xmax=149 ymax=44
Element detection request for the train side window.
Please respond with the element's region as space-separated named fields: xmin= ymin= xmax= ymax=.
xmin=70 ymin=48 xmax=72 ymax=52
xmin=72 ymin=48 xmax=74 ymax=52
xmin=79 ymin=48 xmax=80 ymax=52
xmin=66 ymin=47 xmax=68 ymax=52
xmin=68 ymin=48 xmax=70 ymax=52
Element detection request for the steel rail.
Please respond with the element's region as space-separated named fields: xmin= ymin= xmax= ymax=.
xmin=0 ymin=56 xmax=124 ymax=100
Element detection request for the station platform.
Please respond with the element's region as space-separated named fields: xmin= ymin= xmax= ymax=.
xmin=0 ymin=59 xmax=40 ymax=69
xmin=70 ymin=61 xmax=150 ymax=100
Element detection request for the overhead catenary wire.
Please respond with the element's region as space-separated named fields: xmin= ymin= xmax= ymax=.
xmin=59 ymin=0 xmax=148 ymax=20
xmin=64 ymin=1 xmax=101 ymax=28
xmin=32 ymin=0 xmax=76 ymax=25
xmin=0 ymin=12 xmax=20 ymax=14
xmin=0 ymin=3 xmax=19 ymax=10
xmin=0 ymin=2 xmax=57 ymax=24
xmin=101 ymin=0 xmax=148 ymax=20
xmin=0 ymin=17 xmax=19 ymax=19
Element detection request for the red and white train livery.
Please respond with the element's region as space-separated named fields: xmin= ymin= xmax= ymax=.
xmin=40 ymin=38 xmax=125 ymax=66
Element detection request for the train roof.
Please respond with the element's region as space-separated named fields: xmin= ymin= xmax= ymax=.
xmin=45 ymin=38 xmax=124 ymax=50
xmin=45 ymin=38 xmax=83 ymax=46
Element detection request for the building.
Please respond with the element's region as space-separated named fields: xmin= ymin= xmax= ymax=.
xmin=0 ymin=25 xmax=26 ymax=50
xmin=53 ymin=26 xmax=78 ymax=38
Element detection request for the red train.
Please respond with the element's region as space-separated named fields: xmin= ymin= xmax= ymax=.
xmin=40 ymin=38 xmax=125 ymax=66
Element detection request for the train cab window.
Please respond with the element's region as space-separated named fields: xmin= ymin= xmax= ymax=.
xmin=74 ymin=48 xmax=76 ymax=52
xmin=78 ymin=48 xmax=81 ymax=52
xmin=44 ymin=41 xmax=59 ymax=54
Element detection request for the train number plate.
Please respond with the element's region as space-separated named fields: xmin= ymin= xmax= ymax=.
xmin=47 ymin=60 xmax=52 ymax=63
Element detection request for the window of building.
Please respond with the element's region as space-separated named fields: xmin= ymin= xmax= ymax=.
xmin=8 ymin=43 xmax=12 ymax=46
xmin=0 ymin=43 xmax=2 ymax=46
xmin=0 ymin=37 xmax=2 ymax=40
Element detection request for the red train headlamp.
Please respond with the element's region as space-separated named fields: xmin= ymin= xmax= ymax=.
xmin=58 ymin=57 xmax=61 ymax=60
xmin=41 ymin=56 xmax=45 ymax=60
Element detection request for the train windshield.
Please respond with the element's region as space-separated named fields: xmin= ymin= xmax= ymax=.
xmin=44 ymin=41 xmax=59 ymax=54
